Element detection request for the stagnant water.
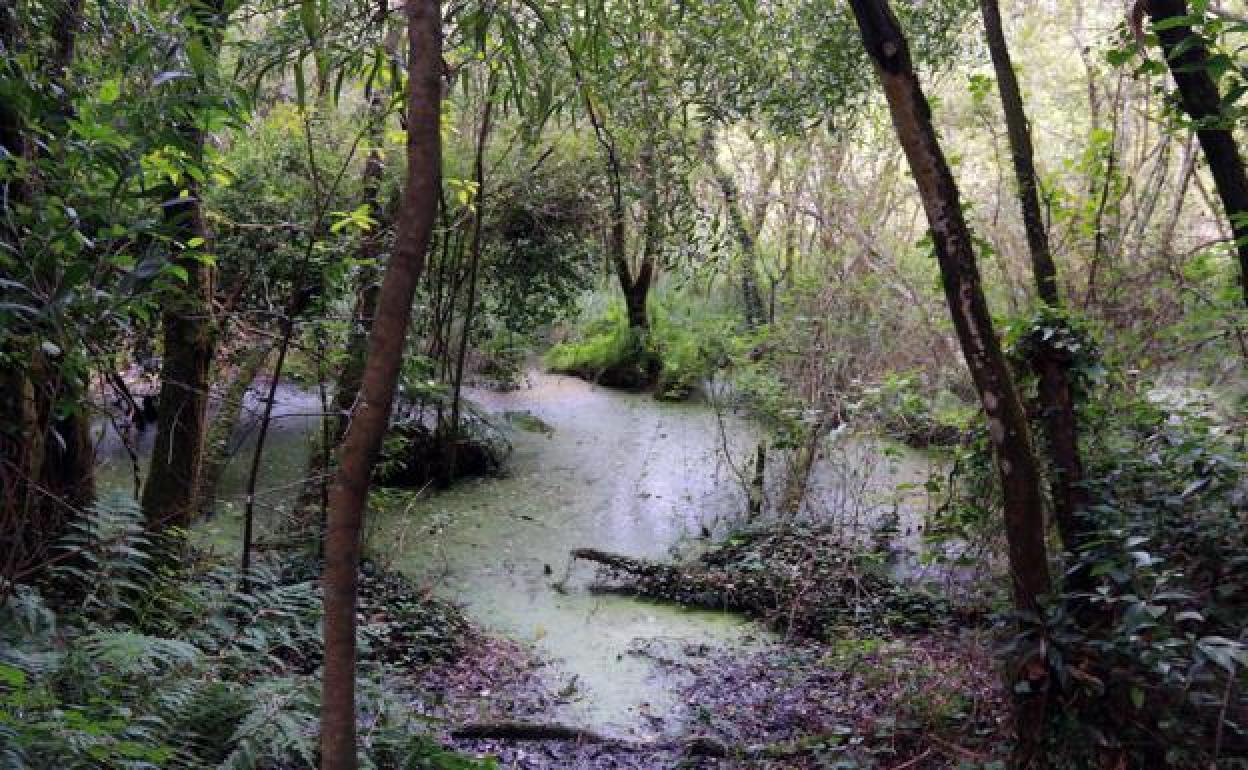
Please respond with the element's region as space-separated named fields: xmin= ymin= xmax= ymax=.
xmin=96 ymin=371 xmax=935 ymax=738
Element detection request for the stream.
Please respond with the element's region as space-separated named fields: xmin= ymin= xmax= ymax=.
xmin=95 ymin=371 xmax=936 ymax=739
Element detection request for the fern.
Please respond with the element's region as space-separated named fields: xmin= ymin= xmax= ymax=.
xmin=79 ymin=631 xmax=202 ymax=677
xmin=220 ymin=675 xmax=320 ymax=770
xmin=51 ymin=492 xmax=153 ymax=620
xmin=0 ymin=498 xmax=488 ymax=769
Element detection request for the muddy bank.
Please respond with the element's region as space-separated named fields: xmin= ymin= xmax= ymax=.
xmin=410 ymin=611 xmax=1005 ymax=769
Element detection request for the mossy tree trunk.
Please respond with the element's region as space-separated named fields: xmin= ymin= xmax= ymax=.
xmin=702 ymin=126 xmax=766 ymax=328
xmin=847 ymin=1 xmax=1052 ymax=764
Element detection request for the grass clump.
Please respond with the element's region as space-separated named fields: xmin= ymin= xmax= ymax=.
xmin=545 ymin=303 xmax=659 ymax=389
xmin=546 ymin=292 xmax=743 ymax=398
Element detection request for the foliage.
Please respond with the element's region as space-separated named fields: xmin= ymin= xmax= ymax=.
xmin=650 ymin=291 xmax=742 ymax=400
xmin=480 ymin=137 xmax=603 ymax=335
xmin=855 ymin=373 xmax=976 ymax=449
xmin=546 ymin=292 xmax=750 ymax=397
xmin=544 ymin=301 xmax=658 ymax=389
xmin=1029 ymin=391 xmax=1248 ymax=767
xmin=0 ymin=497 xmax=492 ymax=770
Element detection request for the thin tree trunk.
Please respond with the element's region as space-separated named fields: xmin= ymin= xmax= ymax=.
xmin=446 ymin=76 xmax=496 ymax=484
xmin=979 ymin=0 xmax=1057 ymax=304
xmin=295 ymin=54 xmax=395 ymax=526
xmin=1147 ymin=0 xmax=1248 ymax=307
xmin=979 ymin=0 xmax=1088 ymax=555
xmin=847 ymin=2 xmax=1052 ymax=764
xmin=319 ymin=0 xmax=440 ymax=766
xmin=240 ymin=316 xmax=296 ymax=591
xmin=1161 ymin=132 xmax=1198 ymax=260
xmin=703 ymin=126 xmax=766 ymax=327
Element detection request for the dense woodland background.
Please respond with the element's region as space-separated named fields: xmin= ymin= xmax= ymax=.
xmin=1 ymin=0 xmax=1247 ymax=767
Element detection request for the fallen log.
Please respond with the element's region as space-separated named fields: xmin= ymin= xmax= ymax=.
xmin=569 ymin=527 xmax=945 ymax=639
xmin=450 ymin=722 xmax=612 ymax=743
xmin=570 ymin=546 xmax=790 ymax=618
xmin=448 ymin=723 xmax=855 ymax=762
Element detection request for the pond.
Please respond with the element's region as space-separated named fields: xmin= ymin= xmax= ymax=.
xmin=95 ymin=371 xmax=937 ymax=739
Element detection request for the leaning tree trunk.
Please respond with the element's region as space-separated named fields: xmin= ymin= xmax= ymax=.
xmin=319 ymin=0 xmax=441 ymax=766
xmin=1146 ymin=0 xmax=1248 ymax=307
xmin=980 ymin=0 xmax=1088 ymax=556
xmin=847 ymin=2 xmax=1052 ymax=765
xmin=195 ymin=344 xmax=272 ymax=517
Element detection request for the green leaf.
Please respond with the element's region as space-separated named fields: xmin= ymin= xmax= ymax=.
xmin=300 ymin=0 xmax=320 ymax=42
xmin=99 ymin=79 xmax=121 ymax=104
xmin=1152 ymin=14 xmax=1200 ymax=31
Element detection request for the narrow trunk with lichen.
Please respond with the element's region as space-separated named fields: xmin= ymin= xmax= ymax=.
xmin=848 ymin=1 xmax=1052 ymax=764
xmin=194 ymin=345 xmax=272 ymax=517
xmin=703 ymin=127 xmax=766 ymax=328
xmin=979 ymin=0 xmax=1088 ymax=555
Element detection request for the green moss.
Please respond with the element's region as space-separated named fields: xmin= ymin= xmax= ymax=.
xmin=544 ymin=304 xmax=659 ymax=389
xmin=546 ymin=293 xmax=747 ymax=398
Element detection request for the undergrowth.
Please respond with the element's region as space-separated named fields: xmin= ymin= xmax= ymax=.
xmin=545 ymin=292 xmax=744 ymax=398
xmin=0 ymin=493 xmax=494 ymax=770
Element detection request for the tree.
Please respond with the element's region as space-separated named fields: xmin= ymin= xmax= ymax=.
xmin=319 ymin=0 xmax=441 ymax=766
xmin=1144 ymin=0 xmax=1248 ymax=307
xmin=702 ymin=126 xmax=767 ymax=328
xmin=0 ymin=0 xmax=97 ymax=575
xmin=979 ymin=0 xmax=1088 ymax=556
xmin=846 ymin=1 xmax=1052 ymax=763
xmin=141 ymin=0 xmax=233 ymax=531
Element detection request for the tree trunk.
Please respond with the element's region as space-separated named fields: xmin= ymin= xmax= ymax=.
xmin=847 ymin=2 xmax=1052 ymax=764
xmin=142 ymin=200 xmax=216 ymax=530
xmin=319 ymin=0 xmax=440 ymax=766
xmin=0 ymin=0 xmax=95 ymax=580
xmin=195 ymin=344 xmax=272 ymax=517
xmin=703 ymin=126 xmax=766 ymax=327
xmin=979 ymin=0 xmax=1088 ymax=555
xmin=141 ymin=1 xmax=228 ymax=531
xmin=446 ymin=74 xmax=496 ymax=485
xmin=1147 ymin=0 xmax=1248 ymax=307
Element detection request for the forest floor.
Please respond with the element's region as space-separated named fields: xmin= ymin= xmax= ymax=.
xmin=406 ymin=616 xmax=1007 ymax=769
xmin=390 ymin=527 xmax=1010 ymax=769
